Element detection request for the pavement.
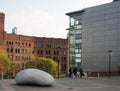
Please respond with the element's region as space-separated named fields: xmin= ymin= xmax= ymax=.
xmin=0 ymin=77 xmax=120 ymax=91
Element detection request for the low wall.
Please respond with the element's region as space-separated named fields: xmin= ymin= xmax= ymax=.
xmin=85 ymin=71 xmax=120 ymax=77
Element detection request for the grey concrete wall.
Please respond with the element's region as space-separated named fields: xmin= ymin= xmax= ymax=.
xmin=81 ymin=1 xmax=120 ymax=72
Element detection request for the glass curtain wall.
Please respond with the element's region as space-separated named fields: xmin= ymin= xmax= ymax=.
xmin=69 ymin=16 xmax=82 ymax=68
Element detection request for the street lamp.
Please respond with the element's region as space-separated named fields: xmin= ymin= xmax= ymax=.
xmin=108 ymin=50 xmax=112 ymax=78
xmin=56 ymin=47 xmax=61 ymax=79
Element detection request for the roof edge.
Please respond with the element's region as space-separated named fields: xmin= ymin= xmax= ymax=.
xmin=66 ymin=9 xmax=85 ymax=16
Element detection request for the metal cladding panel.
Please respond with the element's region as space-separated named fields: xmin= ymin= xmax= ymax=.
xmin=81 ymin=1 xmax=120 ymax=72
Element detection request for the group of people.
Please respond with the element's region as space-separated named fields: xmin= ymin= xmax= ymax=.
xmin=69 ymin=67 xmax=84 ymax=79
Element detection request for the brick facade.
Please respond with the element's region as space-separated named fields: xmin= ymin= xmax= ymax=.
xmin=34 ymin=37 xmax=69 ymax=74
xmin=0 ymin=12 xmax=69 ymax=77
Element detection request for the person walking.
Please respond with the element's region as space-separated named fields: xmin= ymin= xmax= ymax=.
xmin=69 ymin=67 xmax=72 ymax=78
xmin=79 ymin=68 xmax=84 ymax=78
xmin=73 ymin=67 xmax=77 ymax=79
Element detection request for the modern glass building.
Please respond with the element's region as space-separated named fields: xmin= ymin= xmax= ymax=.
xmin=66 ymin=11 xmax=83 ymax=68
xmin=66 ymin=0 xmax=120 ymax=76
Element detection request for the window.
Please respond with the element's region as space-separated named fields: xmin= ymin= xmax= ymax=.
xmin=46 ymin=50 xmax=51 ymax=55
xmin=22 ymin=56 xmax=24 ymax=61
xmin=17 ymin=63 xmax=20 ymax=69
xmin=75 ymin=43 xmax=82 ymax=49
xmin=25 ymin=43 xmax=27 ymax=47
xmin=32 ymin=50 xmax=34 ymax=54
xmin=21 ymin=43 xmax=24 ymax=46
xmin=18 ymin=42 xmax=20 ymax=46
xmin=76 ymin=54 xmax=81 ymax=57
xmin=15 ymin=49 xmax=17 ymax=53
xmin=9 ymin=41 xmax=11 ymax=45
xmin=62 ymin=57 xmax=66 ymax=62
xmin=18 ymin=49 xmax=20 ymax=54
xmin=70 ymin=18 xmax=75 ymax=27
xmin=54 ymin=50 xmax=59 ymax=55
xmin=22 ymin=63 xmax=24 ymax=70
xmin=70 ymin=37 xmax=75 ymax=43
xmin=39 ymin=44 xmax=43 ymax=48
xmin=54 ymin=57 xmax=58 ymax=61
xmin=16 ymin=56 xmax=20 ymax=61
xmin=25 ymin=49 xmax=27 ymax=54
xmin=61 ymin=64 xmax=66 ymax=72
xmin=70 ymin=17 xmax=82 ymax=29
xmin=38 ymin=50 xmax=43 ymax=55
xmin=75 ymin=34 xmax=82 ymax=40
xmin=70 ymin=44 xmax=75 ymax=48
xmin=45 ymin=44 xmax=51 ymax=48
xmin=75 ymin=19 xmax=82 ymax=25
xmin=75 ymin=49 xmax=81 ymax=53
xmin=15 ymin=42 xmax=17 ymax=46
xmin=29 ymin=43 xmax=31 ymax=47
xmin=15 ymin=48 xmax=20 ymax=54
xmin=21 ymin=49 xmax=24 ymax=54
xmin=11 ymin=42 xmax=13 ymax=45
xmin=62 ymin=51 xmax=66 ymax=55
xmin=10 ymin=48 xmax=13 ymax=53
xmin=75 ymin=59 xmax=81 ymax=62
xmin=7 ymin=48 xmax=9 ymax=53
xmin=6 ymin=41 xmax=9 ymax=45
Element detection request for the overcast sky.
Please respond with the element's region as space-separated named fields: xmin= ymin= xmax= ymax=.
xmin=0 ymin=0 xmax=112 ymax=38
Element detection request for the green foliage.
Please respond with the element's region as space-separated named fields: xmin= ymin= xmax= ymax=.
xmin=26 ymin=57 xmax=61 ymax=77
xmin=0 ymin=50 xmax=12 ymax=72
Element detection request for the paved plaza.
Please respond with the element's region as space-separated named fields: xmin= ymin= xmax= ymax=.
xmin=0 ymin=77 xmax=120 ymax=91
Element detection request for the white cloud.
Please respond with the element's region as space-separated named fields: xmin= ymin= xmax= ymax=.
xmin=5 ymin=6 xmax=67 ymax=38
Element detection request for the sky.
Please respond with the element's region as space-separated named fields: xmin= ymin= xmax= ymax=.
xmin=0 ymin=0 xmax=112 ymax=38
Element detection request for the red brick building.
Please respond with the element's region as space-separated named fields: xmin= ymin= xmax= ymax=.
xmin=0 ymin=12 xmax=69 ymax=77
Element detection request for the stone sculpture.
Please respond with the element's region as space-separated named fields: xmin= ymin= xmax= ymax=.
xmin=15 ymin=69 xmax=55 ymax=86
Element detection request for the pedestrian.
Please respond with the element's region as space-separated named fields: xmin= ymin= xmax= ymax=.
xmin=69 ymin=67 xmax=72 ymax=78
xmin=73 ymin=67 xmax=77 ymax=79
xmin=79 ymin=68 xmax=84 ymax=78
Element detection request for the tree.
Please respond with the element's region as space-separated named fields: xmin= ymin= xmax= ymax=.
xmin=0 ymin=50 xmax=12 ymax=78
xmin=8 ymin=61 xmax=17 ymax=78
xmin=0 ymin=50 xmax=12 ymax=71
xmin=26 ymin=57 xmax=61 ymax=77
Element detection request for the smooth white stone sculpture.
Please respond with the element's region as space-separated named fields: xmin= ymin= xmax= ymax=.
xmin=15 ymin=69 xmax=55 ymax=86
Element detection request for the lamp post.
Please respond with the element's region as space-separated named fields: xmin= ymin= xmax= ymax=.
xmin=56 ymin=47 xmax=61 ymax=79
xmin=108 ymin=50 xmax=112 ymax=78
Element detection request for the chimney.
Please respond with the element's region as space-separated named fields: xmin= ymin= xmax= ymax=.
xmin=0 ymin=12 xmax=5 ymax=32
xmin=0 ymin=12 xmax=5 ymax=41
